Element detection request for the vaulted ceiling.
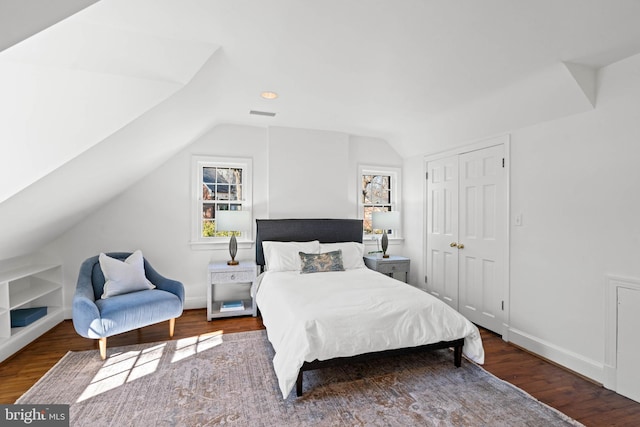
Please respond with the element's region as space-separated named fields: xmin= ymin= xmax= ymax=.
xmin=2 ymin=0 xmax=640 ymax=259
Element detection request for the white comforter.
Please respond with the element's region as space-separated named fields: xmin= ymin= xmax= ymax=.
xmin=255 ymin=267 xmax=484 ymax=398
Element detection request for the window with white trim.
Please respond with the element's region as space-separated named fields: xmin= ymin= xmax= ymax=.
xmin=192 ymin=156 xmax=252 ymax=246
xmin=359 ymin=165 xmax=401 ymax=237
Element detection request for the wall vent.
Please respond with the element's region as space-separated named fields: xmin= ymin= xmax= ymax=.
xmin=249 ymin=110 xmax=276 ymax=117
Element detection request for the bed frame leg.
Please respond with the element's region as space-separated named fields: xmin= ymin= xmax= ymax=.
xmin=296 ymin=370 xmax=304 ymax=396
xmin=454 ymin=344 xmax=462 ymax=367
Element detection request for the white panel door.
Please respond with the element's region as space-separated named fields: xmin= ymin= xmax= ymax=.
xmin=457 ymin=145 xmax=506 ymax=333
xmin=425 ymin=156 xmax=459 ymax=309
xmin=425 ymin=143 xmax=506 ymax=334
xmin=617 ymin=287 xmax=640 ymax=403
xmin=458 ymin=145 xmax=507 ymax=331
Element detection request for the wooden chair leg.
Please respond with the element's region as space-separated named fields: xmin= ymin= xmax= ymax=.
xmin=169 ymin=318 xmax=176 ymax=337
xmin=99 ymin=337 xmax=107 ymax=360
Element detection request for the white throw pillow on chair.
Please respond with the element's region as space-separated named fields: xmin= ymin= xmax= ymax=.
xmin=99 ymin=250 xmax=155 ymax=299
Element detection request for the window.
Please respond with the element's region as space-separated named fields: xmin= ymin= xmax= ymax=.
xmin=192 ymin=156 xmax=252 ymax=247
xmin=359 ymin=165 xmax=401 ymax=237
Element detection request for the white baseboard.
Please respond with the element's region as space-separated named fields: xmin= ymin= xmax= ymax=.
xmin=603 ymin=365 xmax=616 ymax=391
xmin=184 ymin=296 xmax=206 ymax=310
xmin=507 ymin=327 xmax=604 ymax=384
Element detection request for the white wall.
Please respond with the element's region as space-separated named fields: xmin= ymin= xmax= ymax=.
xmin=402 ymin=155 xmax=426 ymax=288
xmin=39 ymin=124 xmax=403 ymax=313
xmin=268 ymin=127 xmax=350 ymax=218
xmin=403 ymin=52 xmax=640 ymax=384
xmin=507 ymin=53 xmax=640 ymax=381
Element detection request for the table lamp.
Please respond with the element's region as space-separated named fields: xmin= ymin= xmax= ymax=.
xmin=372 ymin=211 xmax=400 ymax=258
xmin=216 ymin=210 xmax=251 ymax=265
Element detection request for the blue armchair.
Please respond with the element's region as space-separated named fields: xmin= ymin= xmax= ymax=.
xmin=72 ymin=252 xmax=184 ymax=359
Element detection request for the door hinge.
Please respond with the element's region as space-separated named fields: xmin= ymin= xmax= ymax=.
xmin=425 ymin=172 xmax=429 ymax=180
xmin=502 ymin=158 xmax=505 ymax=168
xmin=501 ymin=300 xmax=504 ymax=310
xmin=424 ymin=275 xmax=428 ymax=283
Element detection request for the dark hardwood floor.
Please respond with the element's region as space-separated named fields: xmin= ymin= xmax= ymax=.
xmin=1 ymin=309 xmax=639 ymax=426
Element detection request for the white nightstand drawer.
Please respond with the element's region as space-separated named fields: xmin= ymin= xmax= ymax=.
xmin=212 ymin=270 xmax=254 ymax=283
xmin=374 ymin=261 xmax=410 ymax=275
xmin=363 ymin=255 xmax=410 ymax=283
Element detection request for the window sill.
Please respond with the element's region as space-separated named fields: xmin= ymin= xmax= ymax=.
xmin=363 ymin=236 xmax=404 ymax=244
xmin=190 ymin=240 xmax=254 ymax=251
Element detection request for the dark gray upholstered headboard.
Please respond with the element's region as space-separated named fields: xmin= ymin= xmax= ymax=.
xmin=255 ymin=218 xmax=363 ymax=267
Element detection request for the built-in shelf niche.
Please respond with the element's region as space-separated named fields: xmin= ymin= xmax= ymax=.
xmin=0 ymin=264 xmax=64 ymax=362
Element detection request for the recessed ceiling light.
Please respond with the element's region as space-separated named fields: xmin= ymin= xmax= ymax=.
xmin=260 ymin=91 xmax=278 ymax=100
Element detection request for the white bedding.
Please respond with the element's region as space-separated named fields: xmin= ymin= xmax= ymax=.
xmin=255 ymin=267 xmax=484 ymax=398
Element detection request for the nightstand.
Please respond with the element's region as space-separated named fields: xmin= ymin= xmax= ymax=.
xmin=207 ymin=261 xmax=257 ymax=320
xmin=363 ymin=255 xmax=410 ymax=283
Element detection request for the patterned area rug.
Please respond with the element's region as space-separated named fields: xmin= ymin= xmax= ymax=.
xmin=17 ymin=330 xmax=582 ymax=426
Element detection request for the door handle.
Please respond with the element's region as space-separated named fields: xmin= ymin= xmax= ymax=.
xmin=450 ymin=242 xmax=458 ymax=247
xmin=457 ymin=243 xmax=465 ymax=249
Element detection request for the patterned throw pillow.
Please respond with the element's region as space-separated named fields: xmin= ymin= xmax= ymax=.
xmin=298 ymin=250 xmax=345 ymax=274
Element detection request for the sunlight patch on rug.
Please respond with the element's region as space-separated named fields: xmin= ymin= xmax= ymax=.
xmin=172 ymin=330 xmax=223 ymax=363
xmin=77 ymin=331 xmax=226 ymax=402
xmin=77 ymin=343 xmax=166 ymax=402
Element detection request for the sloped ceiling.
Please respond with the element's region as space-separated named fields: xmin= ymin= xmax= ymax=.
xmin=2 ymin=0 xmax=640 ymax=260
xmin=0 ymin=0 xmax=98 ymax=52
xmin=0 ymin=0 xmax=219 ymax=203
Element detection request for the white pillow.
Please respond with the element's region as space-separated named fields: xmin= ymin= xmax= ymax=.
xmin=99 ymin=250 xmax=155 ymax=299
xmin=320 ymin=242 xmax=366 ymax=269
xmin=263 ymin=241 xmax=320 ymax=272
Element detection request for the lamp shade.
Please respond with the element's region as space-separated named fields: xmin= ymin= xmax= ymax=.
xmin=216 ymin=210 xmax=251 ymax=266
xmin=372 ymin=211 xmax=400 ymax=258
xmin=372 ymin=211 xmax=400 ymax=230
xmin=216 ymin=210 xmax=251 ymax=232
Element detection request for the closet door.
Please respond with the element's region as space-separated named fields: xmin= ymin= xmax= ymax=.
xmin=457 ymin=145 xmax=506 ymax=333
xmin=425 ymin=156 xmax=459 ymax=309
xmin=426 ymin=144 xmax=506 ymax=334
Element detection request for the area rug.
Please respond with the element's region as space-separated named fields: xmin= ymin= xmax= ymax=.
xmin=17 ymin=330 xmax=582 ymax=426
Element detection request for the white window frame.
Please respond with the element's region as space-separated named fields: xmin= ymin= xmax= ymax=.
xmin=358 ymin=165 xmax=402 ymax=240
xmin=190 ymin=156 xmax=253 ymax=250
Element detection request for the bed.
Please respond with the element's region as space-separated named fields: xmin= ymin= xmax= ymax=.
xmin=254 ymin=218 xmax=484 ymax=398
